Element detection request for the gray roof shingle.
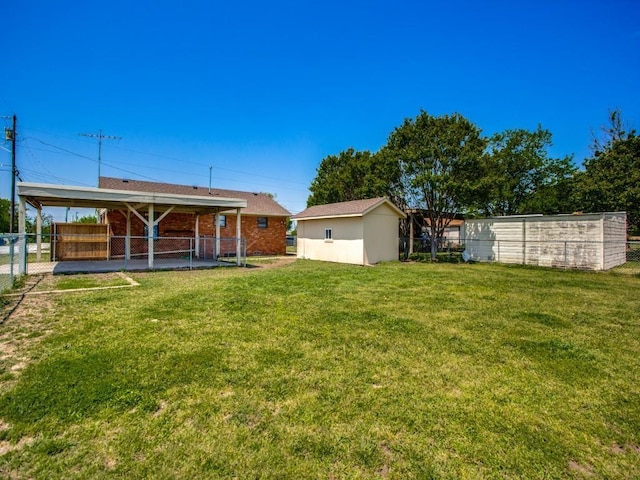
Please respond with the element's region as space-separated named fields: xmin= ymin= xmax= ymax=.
xmin=99 ymin=177 xmax=291 ymax=216
xmin=292 ymin=197 xmax=403 ymax=220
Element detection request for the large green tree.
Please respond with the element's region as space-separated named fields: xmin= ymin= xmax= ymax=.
xmin=575 ymin=130 xmax=640 ymax=234
xmin=475 ymin=126 xmax=577 ymax=216
xmin=0 ymin=199 xmax=11 ymax=233
xmin=307 ymin=148 xmax=401 ymax=207
xmin=386 ymin=111 xmax=485 ymax=259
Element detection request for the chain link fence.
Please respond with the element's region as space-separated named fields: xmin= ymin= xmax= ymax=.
xmin=628 ymin=241 xmax=640 ymax=262
xmin=460 ymin=238 xmax=635 ymax=270
xmin=400 ymin=236 xmax=639 ymax=270
xmin=0 ymin=234 xmax=247 ymax=291
xmin=0 ymin=234 xmax=27 ymax=292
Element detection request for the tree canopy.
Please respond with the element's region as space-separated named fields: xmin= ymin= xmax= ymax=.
xmin=575 ymin=132 xmax=640 ymax=234
xmin=475 ymin=126 xmax=577 ymax=217
xmin=307 ymin=148 xmax=401 ymax=207
xmin=306 ymin=108 xmax=639 ymax=251
xmin=385 ymin=111 xmax=485 ymax=258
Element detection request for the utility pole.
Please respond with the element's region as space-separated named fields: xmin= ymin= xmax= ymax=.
xmin=4 ymin=115 xmax=16 ymax=233
xmin=79 ymin=129 xmax=121 ymax=185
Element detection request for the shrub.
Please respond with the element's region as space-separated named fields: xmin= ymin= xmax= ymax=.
xmin=408 ymin=252 xmax=463 ymax=263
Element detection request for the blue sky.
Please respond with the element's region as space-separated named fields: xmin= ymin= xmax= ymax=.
xmin=2 ymin=0 xmax=639 ymax=219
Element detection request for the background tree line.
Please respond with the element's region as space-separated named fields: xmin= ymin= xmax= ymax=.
xmin=0 ymin=201 xmax=97 ymax=236
xmin=308 ymin=109 xmax=639 ymax=258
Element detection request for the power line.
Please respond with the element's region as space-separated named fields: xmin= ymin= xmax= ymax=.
xmin=18 ymin=134 xmax=312 ymax=211
xmin=26 ymin=138 xmax=164 ymax=183
xmin=21 ymin=126 xmax=310 ymax=187
xmin=107 ymin=144 xmax=310 ymax=186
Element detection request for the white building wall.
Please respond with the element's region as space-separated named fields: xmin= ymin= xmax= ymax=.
xmin=524 ymin=215 xmax=602 ymax=269
xmin=463 ymin=218 xmax=526 ymax=263
xmin=363 ymin=203 xmax=401 ymax=264
xmin=463 ymin=212 xmax=627 ymax=270
xmin=296 ymin=216 xmax=365 ymax=265
xmin=603 ymin=212 xmax=627 ymax=270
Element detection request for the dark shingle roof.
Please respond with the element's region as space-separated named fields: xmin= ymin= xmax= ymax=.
xmin=99 ymin=177 xmax=290 ymax=216
xmin=292 ymin=197 xmax=404 ymax=220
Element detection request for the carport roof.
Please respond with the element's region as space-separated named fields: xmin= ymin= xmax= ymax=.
xmin=17 ymin=182 xmax=247 ymax=214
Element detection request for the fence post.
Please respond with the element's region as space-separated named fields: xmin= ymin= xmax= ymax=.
xmin=9 ymin=237 xmax=14 ymax=287
xmin=20 ymin=234 xmax=27 ymax=275
xmin=564 ymin=241 xmax=567 ymax=269
xmin=497 ymin=240 xmax=500 ymax=263
xmin=190 ymin=238 xmax=193 ymax=270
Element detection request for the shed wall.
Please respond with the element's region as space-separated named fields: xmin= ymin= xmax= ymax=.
xmin=297 ymin=217 xmax=365 ymax=265
xmin=603 ymin=212 xmax=627 ymax=270
xmin=463 ymin=213 xmax=627 ymax=270
xmin=363 ymin=203 xmax=401 ymax=264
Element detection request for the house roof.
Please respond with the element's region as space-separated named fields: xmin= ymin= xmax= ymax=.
xmin=291 ymin=197 xmax=405 ymax=220
xmin=424 ymin=218 xmax=464 ymax=228
xmin=99 ymin=177 xmax=291 ymax=217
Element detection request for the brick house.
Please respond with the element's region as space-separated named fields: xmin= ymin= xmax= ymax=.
xmin=99 ymin=177 xmax=291 ymax=256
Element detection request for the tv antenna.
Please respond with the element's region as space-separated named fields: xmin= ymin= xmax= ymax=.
xmin=79 ymin=129 xmax=121 ymax=184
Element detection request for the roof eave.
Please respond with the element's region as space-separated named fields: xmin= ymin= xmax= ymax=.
xmin=17 ymin=182 xmax=248 ymax=211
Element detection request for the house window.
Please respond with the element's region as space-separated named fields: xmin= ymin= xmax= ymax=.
xmin=257 ymin=217 xmax=268 ymax=229
xmin=218 ymin=215 xmax=226 ymax=228
xmin=325 ymin=228 xmax=332 ymax=241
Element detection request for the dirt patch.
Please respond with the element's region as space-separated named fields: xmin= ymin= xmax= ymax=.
xmin=611 ymin=443 xmax=640 ymax=455
xmin=245 ymin=256 xmax=297 ymax=270
xmin=0 ymin=435 xmax=35 ymax=456
xmin=0 ymin=275 xmax=45 ymax=324
xmin=0 ymin=291 xmax=56 ymax=391
xmin=568 ymin=460 xmax=595 ymax=477
xmin=611 ymin=443 xmax=626 ymax=454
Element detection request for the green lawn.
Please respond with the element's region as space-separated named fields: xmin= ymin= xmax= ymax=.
xmin=0 ymin=261 xmax=639 ymax=479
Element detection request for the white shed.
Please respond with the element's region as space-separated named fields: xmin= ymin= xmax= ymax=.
xmin=462 ymin=212 xmax=627 ymax=270
xmin=292 ymin=197 xmax=405 ymax=265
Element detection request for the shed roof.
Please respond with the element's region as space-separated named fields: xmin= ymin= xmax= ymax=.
xmin=292 ymin=197 xmax=405 ymax=220
xmin=99 ymin=177 xmax=290 ymax=217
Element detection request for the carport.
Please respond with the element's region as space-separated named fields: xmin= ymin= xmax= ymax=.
xmin=16 ymin=182 xmax=248 ymax=271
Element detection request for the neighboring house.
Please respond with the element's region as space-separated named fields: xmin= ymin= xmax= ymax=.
xmin=292 ymin=197 xmax=405 ymax=265
xmin=99 ymin=177 xmax=290 ymax=256
xmin=463 ymin=212 xmax=627 ymax=270
xmin=404 ymin=209 xmax=463 ymax=254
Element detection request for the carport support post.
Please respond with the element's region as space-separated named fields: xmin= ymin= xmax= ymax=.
xmin=18 ymin=197 xmax=26 ymax=275
xmin=148 ymin=203 xmax=154 ymax=269
xmin=125 ymin=211 xmax=131 ymax=260
xmin=36 ymin=207 xmax=42 ymax=262
xmin=215 ymin=212 xmax=221 ymax=259
xmin=236 ymin=208 xmax=242 ymax=266
xmin=195 ymin=214 xmax=200 ymax=258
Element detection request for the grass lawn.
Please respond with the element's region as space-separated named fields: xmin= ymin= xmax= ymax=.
xmin=0 ymin=261 xmax=638 ymax=479
xmin=0 ymin=252 xmax=52 ymax=266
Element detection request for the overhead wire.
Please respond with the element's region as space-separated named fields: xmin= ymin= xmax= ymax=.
xmin=21 ymin=126 xmax=310 ymax=188
xmin=109 ymin=144 xmax=310 ymax=187
xmin=15 ymin=130 xmax=312 ymax=212
xmin=23 ymin=136 xmax=311 ymax=195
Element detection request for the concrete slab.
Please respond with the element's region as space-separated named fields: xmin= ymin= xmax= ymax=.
xmin=1 ymin=258 xmax=238 ymax=275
